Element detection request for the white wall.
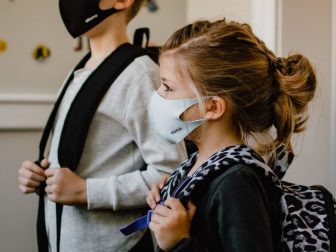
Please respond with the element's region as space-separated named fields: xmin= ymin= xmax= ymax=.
xmin=0 ymin=0 xmax=187 ymax=130
xmin=250 ymin=0 xmax=277 ymax=52
xmin=0 ymin=0 xmax=86 ymax=96
xmin=186 ymin=0 xmax=277 ymax=52
xmin=278 ymin=0 xmax=335 ymax=194
xmin=128 ymin=0 xmax=187 ymax=45
xmin=186 ymin=0 xmax=251 ymax=23
xmin=0 ymin=131 xmax=40 ymax=252
xmin=0 ymin=0 xmax=186 ymax=97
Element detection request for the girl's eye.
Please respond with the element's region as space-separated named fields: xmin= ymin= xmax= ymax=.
xmin=163 ymin=84 xmax=172 ymax=92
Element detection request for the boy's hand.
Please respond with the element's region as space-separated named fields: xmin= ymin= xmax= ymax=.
xmin=45 ymin=168 xmax=87 ymax=205
xmin=146 ymin=175 xmax=168 ymax=209
xmin=149 ymin=199 xmax=196 ymax=251
xmin=18 ymin=159 xmax=49 ymax=193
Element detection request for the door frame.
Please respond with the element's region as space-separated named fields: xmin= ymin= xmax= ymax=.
xmin=331 ymin=0 xmax=336 ymax=194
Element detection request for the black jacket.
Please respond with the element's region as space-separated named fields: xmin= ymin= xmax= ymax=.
xmin=168 ymin=164 xmax=282 ymax=252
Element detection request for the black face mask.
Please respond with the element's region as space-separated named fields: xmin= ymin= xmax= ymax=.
xmin=59 ymin=0 xmax=120 ymax=38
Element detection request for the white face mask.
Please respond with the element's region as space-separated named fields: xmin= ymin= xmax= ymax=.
xmin=148 ymin=91 xmax=206 ymax=144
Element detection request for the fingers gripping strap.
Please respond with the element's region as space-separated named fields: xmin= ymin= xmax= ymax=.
xmin=119 ymin=177 xmax=192 ymax=236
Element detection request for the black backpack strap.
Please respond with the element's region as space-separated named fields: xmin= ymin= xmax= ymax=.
xmin=133 ymin=27 xmax=150 ymax=48
xmin=58 ymin=43 xmax=147 ymax=169
xmin=55 ymin=43 xmax=147 ymax=252
xmin=37 ymin=53 xmax=91 ymax=163
xmin=311 ymin=185 xmax=336 ymax=251
xmin=36 ymin=53 xmax=91 ymax=252
xmin=133 ymin=27 xmax=160 ymax=63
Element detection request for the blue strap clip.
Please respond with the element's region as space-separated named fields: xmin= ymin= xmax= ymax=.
xmin=119 ymin=209 xmax=153 ymax=236
xmin=120 ymin=177 xmax=192 ymax=236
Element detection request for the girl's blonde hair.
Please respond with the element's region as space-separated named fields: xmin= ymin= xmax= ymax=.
xmin=160 ymin=19 xmax=317 ymax=155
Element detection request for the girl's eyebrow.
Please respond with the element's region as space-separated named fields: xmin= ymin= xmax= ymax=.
xmin=160 ymin=77 xmax=175 ymax=84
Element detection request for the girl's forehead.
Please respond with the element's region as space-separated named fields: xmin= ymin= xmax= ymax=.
xmin=160 ymin=55 xmax=189 ymax=81
xmin=159 ymin=54 xmax=178 ymax=68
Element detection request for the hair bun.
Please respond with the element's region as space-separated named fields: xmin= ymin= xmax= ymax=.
xmin=270 ymin=57 xmax=288 ymax=75
xmin=272 ymin=53 xmax=317 ymax=147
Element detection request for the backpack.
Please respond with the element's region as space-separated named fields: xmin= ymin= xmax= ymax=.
xmin=159 ymin=144 xmax=336 ymax=251
xmin=259 ymin=146 xmax=336 ymax=251
xmin=121 ymin=144 xmax=336 ymax=252
xmin=280 ymin=181 xmax=336 ymax=251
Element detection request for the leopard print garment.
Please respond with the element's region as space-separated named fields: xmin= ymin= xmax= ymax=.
xmin=160 ymin=144 xmax=336 ymax=252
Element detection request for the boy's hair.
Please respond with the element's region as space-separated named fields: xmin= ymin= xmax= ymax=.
xmin=160 ymin=19 xmax=317 ymax=155
xmin=126 ymin=0 xmax=145 ymax=23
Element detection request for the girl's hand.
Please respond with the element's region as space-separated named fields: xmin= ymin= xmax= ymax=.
xmin=146 ymin=175 xmax=168 ymax=209
xmin=149 ymin=199 xmax=196 ymax=251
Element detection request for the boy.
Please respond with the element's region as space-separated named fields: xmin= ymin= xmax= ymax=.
xmin=18 ymin=0 xmax=186 ymax=251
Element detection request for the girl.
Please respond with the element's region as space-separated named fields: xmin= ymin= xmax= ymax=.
xmin=147 ymin=19 xmax=316 ymax=252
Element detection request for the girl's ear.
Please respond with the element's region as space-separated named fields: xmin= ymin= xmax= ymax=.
xmin=99 ymin=0 xmax=134 ymax=10
xmin=204 ymin=96 xmax=226 ymax=120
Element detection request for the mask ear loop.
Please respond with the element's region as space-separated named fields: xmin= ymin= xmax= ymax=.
xmin=192 ymin=96 xmax=218 ymax=143
xmin=181 ymin=99 xmax=189 ymax=133
xmin=181 ymin=97 xmax=211 ymax=140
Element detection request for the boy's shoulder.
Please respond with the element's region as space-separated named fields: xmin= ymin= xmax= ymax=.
xmin=116 ymin=54 xmax=159 ymax=88
xmin=101 ymin=54 xmax=159 ymax=102
xmin=127 ymin=54 xmax=159 ymax=74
